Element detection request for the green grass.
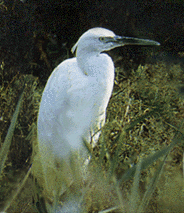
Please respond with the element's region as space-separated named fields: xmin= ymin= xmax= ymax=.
xmin=0 ymin=58 xmax=184 ymax=212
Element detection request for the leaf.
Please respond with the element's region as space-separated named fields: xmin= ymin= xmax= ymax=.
xmin=0 ymin=86 xmax=25 ymax=175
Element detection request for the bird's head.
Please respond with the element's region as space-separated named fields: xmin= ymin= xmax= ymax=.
xmin=71 ymin=27 xmax=160 ymax=55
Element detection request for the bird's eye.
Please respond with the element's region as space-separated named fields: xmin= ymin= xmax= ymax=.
xmin=99 ymin=37 xmax=105 ymax=42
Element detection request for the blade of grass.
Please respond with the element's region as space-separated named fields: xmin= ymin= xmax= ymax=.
xmin=99 ymin=132 xmax=107 ymax=166
xmin=128 ymin=157 xmax=142 ymax=213
xmin=112 ymin=175 xmax=124 ymax=212
xmin=82 ymin=137 xmax=92 ymax=155
xmin=98 ymin=206 xmax=119 ymax=213
xmin=123 ymin=107 xmax=161 ymax=133
xmin=0 ymin=86 xmax=25 ymax=175
xmin=2 ymin=165 xmax=32 ymax=212
xmin=137 ymin=154 xmax=168 ymax=212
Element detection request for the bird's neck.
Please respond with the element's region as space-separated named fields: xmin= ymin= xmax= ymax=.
xmin=76 ymin=49 xmax=113 ymax=78
xmin=76 ymin=49 xmax=99 ymax=76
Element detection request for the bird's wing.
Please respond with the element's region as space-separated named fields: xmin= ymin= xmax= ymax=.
xmin=37 ymin=57 xmax=92 ymax=158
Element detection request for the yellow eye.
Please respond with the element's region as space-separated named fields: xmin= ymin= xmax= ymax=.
xmin=99 ymin=37 xmax=105 ymax=42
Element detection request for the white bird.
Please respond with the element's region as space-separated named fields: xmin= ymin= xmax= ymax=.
xmin=33 ymin=27 xmax=160 ymax=207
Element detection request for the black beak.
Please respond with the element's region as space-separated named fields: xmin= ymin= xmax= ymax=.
xmin=110 ymin=35 xmax=160 ymax=46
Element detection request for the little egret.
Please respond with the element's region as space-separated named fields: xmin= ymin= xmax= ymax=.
xmin=33 ymin=27 xmax=160 ymax=204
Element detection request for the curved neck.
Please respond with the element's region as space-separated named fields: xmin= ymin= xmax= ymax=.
xmin=76 ymin=48 xmax=101 ymax=76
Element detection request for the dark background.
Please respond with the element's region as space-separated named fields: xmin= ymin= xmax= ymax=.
xmin=0 ymin=0 xmax=184 ymax=83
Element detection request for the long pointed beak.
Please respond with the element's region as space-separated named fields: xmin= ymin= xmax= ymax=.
xmin=110 ymin=35 xmax=160 ymax=46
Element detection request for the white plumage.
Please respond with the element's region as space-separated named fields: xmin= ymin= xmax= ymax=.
xmin=33 ymin=27 xmax=160 ymax=208
xmin=38 ymin=29 xmax=116 ymax=160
